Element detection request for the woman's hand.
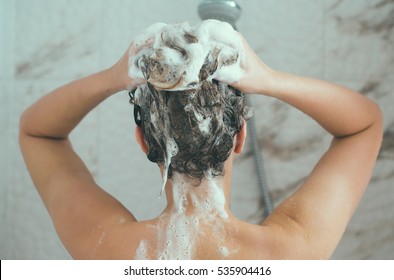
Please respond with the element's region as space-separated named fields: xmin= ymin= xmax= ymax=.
xmin=229 ymin=34 xmax=274 ymax=94
xmin=110 ymin=41 xmax=150 ymax=92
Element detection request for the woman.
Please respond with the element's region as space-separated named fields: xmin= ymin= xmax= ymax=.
xmin=19 ymin=21 xmax=383 ymax=259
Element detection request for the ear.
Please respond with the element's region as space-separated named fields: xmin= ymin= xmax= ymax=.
xmin=135 ymin=126 xmax=149 ymax=154
xmin=234 ymin=121 xmax=247 ymax=154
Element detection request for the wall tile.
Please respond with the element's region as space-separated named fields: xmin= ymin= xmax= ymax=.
xmin=14 ymin=0 xmax=101 ymax=80
xmin=0 ymin=0 xmax=15 ymax=79
xmin=237 ymin=0 xmax=324 ymax=78
xmin=0 ymin=82 xmax=11 ymax=258
xmin=333 ymin=174 xmax=394 ymax=259
xmin=323 ymin=0 xmax=394 ymax=81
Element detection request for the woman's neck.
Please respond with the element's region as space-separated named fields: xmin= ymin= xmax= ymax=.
xmin=162 ymin=172 xmax=232 ymax=219
xmin=135 ymin=169 xmax=236 ymax=260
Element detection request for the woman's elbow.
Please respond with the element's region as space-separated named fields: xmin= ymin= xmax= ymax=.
xmin=371 ymin=101 xmax=384 ymax=135
xmin=368 ymin=101 xmax=384 ymax=150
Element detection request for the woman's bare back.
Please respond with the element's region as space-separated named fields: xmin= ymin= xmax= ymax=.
xmin=92 ymin=214 xmax=304 ymax=260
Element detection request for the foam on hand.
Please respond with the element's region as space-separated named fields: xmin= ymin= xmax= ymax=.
xmin=129 ymin=20 xmax=245 ymax=90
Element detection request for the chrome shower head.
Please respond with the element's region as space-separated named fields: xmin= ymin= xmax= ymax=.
xmin=198 ymin=0 xmax=241 ymax=28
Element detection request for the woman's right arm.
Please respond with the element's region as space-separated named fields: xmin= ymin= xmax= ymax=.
xmin=233 ymin=36 xmax=383 ymax=259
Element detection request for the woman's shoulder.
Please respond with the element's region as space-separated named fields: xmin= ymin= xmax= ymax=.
xmin=232 ymin=218 xmax=317 ymax=259
xmin=89 ymin=219 xmax=157 ymax=259
xmin=92 ymin=216 xmax=311 ymax=260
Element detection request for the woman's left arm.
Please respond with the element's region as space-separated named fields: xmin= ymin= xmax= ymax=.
xmin=19 ymin=48 xmax=138 ymax=259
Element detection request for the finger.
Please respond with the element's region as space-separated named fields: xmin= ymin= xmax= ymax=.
xmin=130 ymin=37 xmax=155 ymax=56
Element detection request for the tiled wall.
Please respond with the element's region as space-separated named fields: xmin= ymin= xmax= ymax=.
xmin=1 ymin=0 xmax=393 ymax=259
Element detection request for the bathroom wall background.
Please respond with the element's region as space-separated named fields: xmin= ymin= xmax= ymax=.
xmin=0 ymin=0 xmax=393 ymax=259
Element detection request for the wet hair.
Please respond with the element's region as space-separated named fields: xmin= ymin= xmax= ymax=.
xmin=130 ymin=29 xmax=252 ymax=180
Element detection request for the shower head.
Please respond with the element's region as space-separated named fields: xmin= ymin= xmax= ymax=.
xmin=198 ymin=0 xmax=241 ymax=28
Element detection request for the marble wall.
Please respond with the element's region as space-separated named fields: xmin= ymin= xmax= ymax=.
xmin=0 ymin=0 xmax=393 ymax=259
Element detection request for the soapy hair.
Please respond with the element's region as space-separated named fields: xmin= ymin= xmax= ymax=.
xmin=132 ymin=28 xmax=252 ymax=180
